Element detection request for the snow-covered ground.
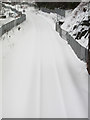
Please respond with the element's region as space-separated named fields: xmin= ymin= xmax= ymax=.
xmin=61 ymin=2 xmax=89 ymax=48
xmin=0 ymin=6 xmax=88 ymax=118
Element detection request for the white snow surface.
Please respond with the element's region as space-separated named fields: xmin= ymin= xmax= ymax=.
xmin=1 ymin=7 xmax=88 ymax=118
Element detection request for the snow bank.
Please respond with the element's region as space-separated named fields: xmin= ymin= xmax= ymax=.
xmin=4 ymin=3 xmax=29 ymax=14
xmin=0 ymin=8 xmax=14 ymax=26
xmin=61 ymin=2 xmax=89 ymax=48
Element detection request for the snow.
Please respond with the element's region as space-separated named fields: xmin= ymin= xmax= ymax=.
xmin=65 ymin=9 xmax=72 ymax=17
xmin=0 ymin=6 xmax=88 ymax=118
xmin=61 ymin=2 xmax=89 ymax=48
xmin=0 ymin=6 xmax=18 ymax=27
xmin=0 ymin=17 xmax=14 ymax=27
xmin=4 ymin=3 xmax=29 ymax=13
xmin=3 ymin=3 xmax=15 ymax=9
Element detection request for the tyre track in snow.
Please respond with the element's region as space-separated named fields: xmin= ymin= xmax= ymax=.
xmin=38 ymin=12 xmax=88 ymax=116
xmin=32 ymin=13 xmax=88 ymax=118
xmin=30 ymin=13 xmax=68 ymax=118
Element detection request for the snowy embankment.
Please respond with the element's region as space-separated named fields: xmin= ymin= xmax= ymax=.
xmin=0 ymin=6 xmax=15 ymax=27
xmin=61 ymin=2 xmax=89 ymax=48
xmin=0 ymin=6 xmax=88 ymax=118
xmin=4 ymin=3 xmax=29 ymax=14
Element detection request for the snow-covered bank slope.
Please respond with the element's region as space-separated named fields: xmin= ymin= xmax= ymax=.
xmin=2 ymin=7 xmax=88 ymax=118
xmin=61 ymin=2 xmax=89 ymax=48
xmin=0 ymin=6 xmax=15 ymax=27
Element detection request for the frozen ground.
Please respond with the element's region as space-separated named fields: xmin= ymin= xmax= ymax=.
xmin=1 ymin=7 xmax=88 ymax=118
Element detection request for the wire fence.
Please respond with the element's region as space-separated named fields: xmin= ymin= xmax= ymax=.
xmin=40 ymin=7 xmax=65 ymax=17
xmin=56 ymin=22 xmax=88 ymax=63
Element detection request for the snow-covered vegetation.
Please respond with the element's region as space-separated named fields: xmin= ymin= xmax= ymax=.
xmin=61 ymin=2 xmax=89 ymax=48
xmin=0 ymin=7 xmax=14 ymax=27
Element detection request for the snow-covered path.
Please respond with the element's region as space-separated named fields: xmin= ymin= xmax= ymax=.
xmin=2 ymin=8 xmax=88 ymax=118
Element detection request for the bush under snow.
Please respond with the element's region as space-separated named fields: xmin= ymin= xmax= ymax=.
xmin=61 ymin=2 xmax=89 ymax=48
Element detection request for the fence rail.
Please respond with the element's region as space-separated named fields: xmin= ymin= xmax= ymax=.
xmin=56 ymin=22 xmax=88 ymax=63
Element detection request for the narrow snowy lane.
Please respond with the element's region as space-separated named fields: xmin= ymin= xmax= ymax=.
xmin=2 ymin=9 xmax=88 ymax=118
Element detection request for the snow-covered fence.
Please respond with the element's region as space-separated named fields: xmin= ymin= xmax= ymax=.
xmin=2 ymin=20 xmax=14 ymax=35
xmin=67 ymin=33 xmax=88 ymax=62
xmin=55 ymin=8 xmax=65 ymax=17
xmin=40 ymin=7 xmax=65 ymax=17
xmin=15 ymin=14 xmax=26 ymax=26
xmin=0 ymin=3 xmax=26 ymax=37
xmin=0 ymin=14 xmax=26 ymax=37
xmin=56 ymin=22 xmax=60 ymax=32
xmin=59 ymin=26 xmax=62 ymax=37
xmin=40 ymin=8 xmax=51 ymax=13
xmin=56 ymin=22 xmax=88 ymax=63
xmin=58 ymin=25 xmax=67 ymax=40
xmin=61 ymin=29 xmax=67 ymax=40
